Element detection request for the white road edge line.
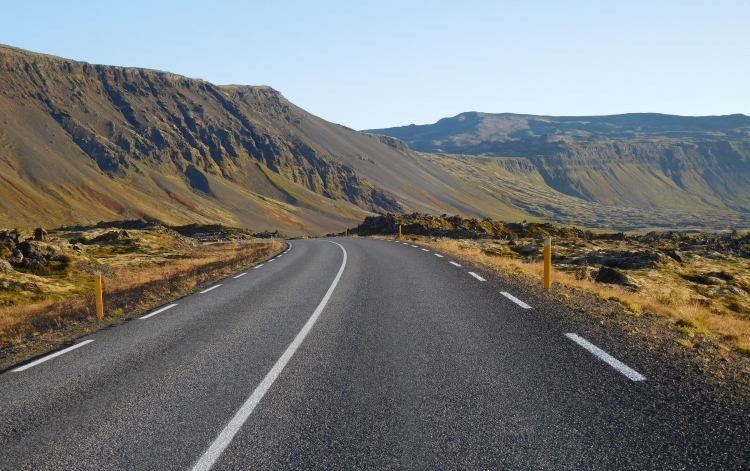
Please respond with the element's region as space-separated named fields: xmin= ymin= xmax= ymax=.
xmin=191 ymin=241 xmax=348 ymax=471
xmin=140 ymin=303 xmax=178 ymax=319
xmin=500 ymin=292 xmax=532 ymax=309
xmin=253 ymin=264 xmax=264 ymax=269
xmin=233 ymin=273 xmax=247 ymax=279
xmin=402 ymin=243 xmax=408 ymax=245
xmin=421 ymin=248 xmax=429 ymax=252
xmin=449 ymin=261 xmax=461 ymax=267
xmin=565 ymin=333 xmax=647 ymax=382
xmin=200 ymin=285 xmax=221 ymax=294
xmin=12 ymin=340 xmax=95 ymax=372
xmin=411 ymin=245 xmax=418 ymax=247
xmin=468 ymin=272 xmax=486 ymax=281
xmin=434 ymin=254 xmax=444 ymax=258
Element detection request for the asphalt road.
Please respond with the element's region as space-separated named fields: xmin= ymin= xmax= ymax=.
xmin=1 ymin=238 xmax=749 ymax=470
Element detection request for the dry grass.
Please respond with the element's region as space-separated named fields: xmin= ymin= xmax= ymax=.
xmin=0 ymin=240 xmax=281 ymax=348
xmin=411 ymin=236 xmax=750 ymax=355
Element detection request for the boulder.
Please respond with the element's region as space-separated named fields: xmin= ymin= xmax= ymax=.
xmin=18 ymin=241 xmax=64 ymax=261
xmin=90 ymin=230 xmax=130 ymax=243
xmin=594 ymin=267 xmax=631 ymax=285
xmin=34 ymin=228 xmax=48 ymax=241
xmin=8 ymin=248 xmax=23 ymax=265
xmin=23 ymin=258 xmax=47 ymax=270
xmin=0 ymin=259 xmax=14 ymax=274
xmin=0 ymin=229 xmax=22 ymax=243
xmin=513 ymin=244 xmax=540 ymax=255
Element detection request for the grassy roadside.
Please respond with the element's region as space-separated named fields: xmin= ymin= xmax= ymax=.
xmin=0 ymin=233 xmax=284 ymax=371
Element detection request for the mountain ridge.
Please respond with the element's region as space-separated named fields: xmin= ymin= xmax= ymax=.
xmin=0 ymin=44 xmax=521 ymax=233
xmin=366 ymin=111 xmax=750 ymax=221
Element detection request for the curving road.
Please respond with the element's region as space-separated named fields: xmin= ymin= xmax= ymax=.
xmin=1 ymin=238 xmax=748 ymax=470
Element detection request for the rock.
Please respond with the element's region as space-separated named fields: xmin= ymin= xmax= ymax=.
xmin=34 ymin=228 xmax=48 ymax=241
xmin=90 ymin=230 xmax=130 ymax=243
xmin=707 ymin=271 xmax=733 ymax=281
xmin=8 ymin=248 xmax=23 ymax=265
xmin=23 ymin=258 xmax=47 ymax=270
xmin=0 ymin=259 xmax=14 ymax=274
xmin=513 ymin=244 xmax=540 ymax=255
xmin=72 ymin=243 xmax=85 ymax=252
xmin=594 ymin=267 xmax=630 ymax=285
xmin=18 ymin=241 xmax=64 ymax=261
xmin=665 ymin=250 xmax=685 ymax=263
xmin=0 ymin=229 xmax=22 ymax=243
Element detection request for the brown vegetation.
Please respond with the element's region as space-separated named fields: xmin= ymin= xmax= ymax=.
xmin=0 ymin=224 xmax=282 ymax=370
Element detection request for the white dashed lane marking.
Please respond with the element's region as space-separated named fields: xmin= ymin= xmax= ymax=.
xmin=501 ymin=292 xmax=531 ymax=309
xmin=253 ymin=264 xmax=264 ymax=269
xmin=140 ymin=303 xmax=178 ymax=319
xmin=468 ymin=272 xmax=486 ymax=281
xmin=233 ymin=273 xmax=247 ymax=279
xmin=449 ymin=261 xmax=461 ymax=267
xmin=200 ymin=285 xmax=222 ymax=294
xmin=565 ymin=333 xmax=647 ymax=382
xmin=434 ymin=254 xmax=443 ymax=258
xmin=12 ymin=340 xmax=95 ymax=372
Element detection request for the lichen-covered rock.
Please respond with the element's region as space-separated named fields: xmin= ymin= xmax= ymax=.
xmin=0 ymin=259 xmax=14 ymax=274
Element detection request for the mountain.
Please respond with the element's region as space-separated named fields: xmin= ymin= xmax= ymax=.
xmin=0 ymin=45 xmax=524 ymax=234
xmin=367 ymin=112 xmax=750 ymax=230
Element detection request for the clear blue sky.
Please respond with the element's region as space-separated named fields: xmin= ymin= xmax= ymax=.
xmin=2 ymin=1 xmax=748 ymax=130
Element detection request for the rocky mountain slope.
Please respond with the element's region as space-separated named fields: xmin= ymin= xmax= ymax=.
xmin=368 ymin=112 xmax=750 ymax=230
xmin=0 ymin=45 xmax=519 ymax=234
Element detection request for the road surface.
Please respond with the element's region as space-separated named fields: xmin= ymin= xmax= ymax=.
xmin=1 ymin=238 xmax=748 ymax=470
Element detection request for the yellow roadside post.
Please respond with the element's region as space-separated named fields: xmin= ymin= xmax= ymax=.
xmin=399 ymin=224 xmax=402 ymax=240
xmin=543 ymin=237 xmax=552 ymax=291
xmin=95 ymin=272 xmax=104 ymax=319
xmin=345 ymin=229 xmax=348 ymax=237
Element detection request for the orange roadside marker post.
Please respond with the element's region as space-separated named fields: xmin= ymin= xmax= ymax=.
xmin=399 ymin=224 xmax=402 ymax=240
xmin=95 ymin=272 xmax=104 ymax=319
xmin=543 ymin=238 xmax=552 ymax=291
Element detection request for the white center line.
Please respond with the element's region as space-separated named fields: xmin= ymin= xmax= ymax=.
xmin=434 ymin=254 xmax=444 ymax=258
xmin=253 ymin=264 xmax=264 ymax=269
xmin=140 ymin=303 xmax=178 ymax=319
xmin=565 ymin=333 xmax=647 ymax=381
xmin=191 ymin=241 xmax=348 ymax=471
xmin=233 ymin=273 xmax=247 ymax=279
xmin=200 ymin=285 xmax=221 ymax=294
xmin=268 ymin=259 xmax=275 ymax=263
xmin=402 ymin=243 xmax=408 ymax=245
xmin=449 ymin=261 xmax=461 ymax=267
xmin=421 ymin=248 xmax=429 ymax=251
xmin=411 ymin=245 xmax=418 ymax=247
xmin=468 ymin=272 xmax=486 ymax=281
xmin=13 ymin=340 xmax=95 ymax=372
xmin=500 ymin=292 xmax=532 ymax=309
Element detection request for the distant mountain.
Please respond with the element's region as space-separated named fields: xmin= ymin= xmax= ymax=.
xmin=0 ymin=45 xmax=528 ymax=234
xmin=367 ymin=112 xmax=750 ymax=228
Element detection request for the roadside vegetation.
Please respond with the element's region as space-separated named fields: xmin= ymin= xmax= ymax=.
xmin=0 ymin=221 xmax=283 ymax=370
